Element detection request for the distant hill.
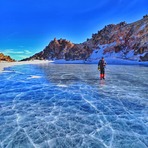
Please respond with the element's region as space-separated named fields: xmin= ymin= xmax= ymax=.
xmin=0 ymin=53 xmax=15 ymax=62
xmin=22 ymin=15 xmax=148 ymax=62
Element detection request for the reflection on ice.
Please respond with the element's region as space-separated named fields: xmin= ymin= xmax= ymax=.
xmin=0 ymin=64 xmax=148 ymax=148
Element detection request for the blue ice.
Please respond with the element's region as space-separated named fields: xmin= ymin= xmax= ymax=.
xmin=0 ymin=64 xmax=147 ymax=148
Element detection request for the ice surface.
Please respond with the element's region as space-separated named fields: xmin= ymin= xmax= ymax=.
xmin=0 ymin=64 xmax=148 ymax=148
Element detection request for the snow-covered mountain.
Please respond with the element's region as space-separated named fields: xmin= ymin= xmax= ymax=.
xmin=85 ymin=15 xmax=148 ymax=62
xmin=22 ymin=15 xmax=148 ymax=62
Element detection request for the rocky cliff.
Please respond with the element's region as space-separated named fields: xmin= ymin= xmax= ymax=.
xmin=22 ymin=38 xmax=92 ymax=61
xmin=22 ymin=15 xmax=148 ymax=61
xmin=0 ymin=53 xmax=15 ymax=62
xmin=84 ymin=15 xmax=148 ymax=61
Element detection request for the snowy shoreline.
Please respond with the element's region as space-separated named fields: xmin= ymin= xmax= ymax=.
xmin=54 ymin=58 xmax=148 ymax=65
xmin=0 ymin=60 xmax=52 ymax=73
xmin=0 ymin=58 xmax=148 ymax=73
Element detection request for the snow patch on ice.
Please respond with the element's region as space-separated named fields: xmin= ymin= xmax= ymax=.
xmin=27 ymin=75 xmax=42 ymax=79
xmin=57 ymin=84 xmax=68 ymax=87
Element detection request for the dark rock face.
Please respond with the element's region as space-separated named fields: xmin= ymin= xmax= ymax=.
xmin=0 ymin=53 xmax=15 ymax=62
xmin=22 ymin=15 xmax=148 ymax=61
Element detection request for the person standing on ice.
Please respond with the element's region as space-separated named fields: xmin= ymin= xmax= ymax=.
xmin=98 ymin=57 xmax=106 ymax=80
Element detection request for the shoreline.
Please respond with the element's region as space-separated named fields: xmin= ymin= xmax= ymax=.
xmin=0 ymin=60 xmax=52 ymax=73
xmin=54 ymin=58 xmax=148 ymax=65
xmin=0 ymin=58 xmax=148 ymax=73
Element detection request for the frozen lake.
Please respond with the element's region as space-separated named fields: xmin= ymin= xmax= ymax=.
xmin=0 ymin=64 xmax=148 ymax=148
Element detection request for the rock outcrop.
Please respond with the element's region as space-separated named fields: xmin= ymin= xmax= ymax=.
xmin=0 ymin=53 xmax=15 ymax=62
xmin=22 ymin=38 xmax=92 ymax=61
xmin=22 ymin=15 xmax=148 ymax=61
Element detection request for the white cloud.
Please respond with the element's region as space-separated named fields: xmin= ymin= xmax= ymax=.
xmin=0 ymin=49 xmax=32 ymax=55
xmin=0 ymin=49 xmax=32 ymax=60
xmin=24 ymin=50 xmax=32 ymax=54
xmin=0 ymin=49 xmax=22 ymax=54
xmin=17 ymin=55 xmax=30 ymax=59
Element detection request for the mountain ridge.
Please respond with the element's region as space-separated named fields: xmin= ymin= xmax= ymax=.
xmin=22 ymin=15 xmax=148 ymax=62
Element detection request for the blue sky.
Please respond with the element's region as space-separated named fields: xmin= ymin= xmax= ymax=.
xmin=0 ymin=0 xmax=148 ymax=60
